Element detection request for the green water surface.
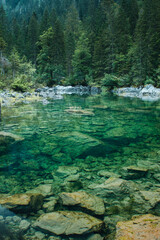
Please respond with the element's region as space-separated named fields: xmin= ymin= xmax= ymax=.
xmin=0 ymin=94 xmax=160 ymax=194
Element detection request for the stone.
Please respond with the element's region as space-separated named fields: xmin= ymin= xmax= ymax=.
xmin=65 ymin=107 xmax=94 ymax=116
xmin=131 ymin=190 xmax=160 ymax=215
xmin=12 ymin=216 xmax=21 ymax=223
xmin=98 ymin=170 xmax=120 ymax=178
xmin=55 ymin=166 xmax=79 ymax=177
xmin=120 ymin=166 xmax=148 ymax=179
xmin=34 ymin=231 xmax=46 ymax=240
xmin=52 ymin=132 xmax=103 ymax=158
xmin=0 ymin=193 xmax=44 ymax=213
xmin=43 ymin=199 xmax=57 ymax=213
xmin=153 ymin=173 xmax=160 ymax=182
xmin=113 ymin=85 xmax=160 ymax=101
xmin=27 ymin=184 xmax=53 ymax=197
xmin=131 ymin=191 xmax=160 ymax=214
xmin=0 ymin=131 xmax=24 ymax=154
xmin=19 ymin=220 xmax=31 ymax=231
xmin=34 ymin=211 xmax=104 ymax=235
xmin=59 ymin=191 xmax=105 ymax=215
xmin=115 ymin=214 xmax=160 ymax=240
xmin=89 ymin=177 xmax=137 ymax=200
xmin=87 ymin=234 xmax=104 ymax=240
xmin=65 ymin=174 xmax=80 ymax=182
xmin=0 ymin=131 xmax=24 ymax=142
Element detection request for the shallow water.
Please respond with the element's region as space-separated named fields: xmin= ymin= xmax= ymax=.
xmin=0 ymin=94 xmax=160 ymax=195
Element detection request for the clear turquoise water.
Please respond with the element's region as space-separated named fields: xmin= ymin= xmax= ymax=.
xmin=0 ymin=94 xmax=160 ymax=194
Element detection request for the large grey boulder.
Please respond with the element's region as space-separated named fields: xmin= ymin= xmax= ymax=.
xmin=131 ymin=190 xmax=160 ymax=215
xmin=0 ymin=193 xmax=44 ymax=213
xmin=59 ymin=191 xmax=105 ymax=215
xmin=33 ymin=211 xmax=104 ymax=235
xmin=89 ymin=177 xmax=137 ymax=200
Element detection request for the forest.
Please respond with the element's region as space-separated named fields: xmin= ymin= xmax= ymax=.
xmin=0 ymin=0 xmax=160 ymax=92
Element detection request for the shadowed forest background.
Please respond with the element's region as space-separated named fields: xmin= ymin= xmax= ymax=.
xmin=0 ymin=0 xmax=160 ymax=91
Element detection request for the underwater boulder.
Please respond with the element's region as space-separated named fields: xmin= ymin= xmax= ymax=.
xmin=131 ymin=190 xmax=160 ymax=215
xmin=89 ymin=177 xmax=138 ymax=200
xmin=0 ymin=193 xmax=44 ymax=213
xmin=33 ymin=211 xmax=104 ymax=235
xmin=115 ymin=214 xmax=160 ymax=240
xmin=59 ymin=191 xmax=105 ymax=215
xmin=0 ymin=131 xmax=24 ymax=154
xmin=120 ymin=166 xmax=148 ymax=180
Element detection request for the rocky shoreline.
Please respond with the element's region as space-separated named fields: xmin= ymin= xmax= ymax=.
xmin=1 ymin=84 xmax=160 ymax=107
xmin=0 ymin=86 xmax=101 ymax=107
xmin=113 ymin=84 xmax=160 ymax=101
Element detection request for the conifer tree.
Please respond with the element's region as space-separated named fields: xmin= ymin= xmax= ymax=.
xmin=40 ymin=8 xmax=50 ymax=34
xmin=37 ymin=25 xmax=65 ymax=86
xmin=72 ymin=31 xmax=91 ymax=84
xmin=28 ymin=12 xmax=39 ymax=64
xmin=65 ymin=4 xmax=80 ymax=76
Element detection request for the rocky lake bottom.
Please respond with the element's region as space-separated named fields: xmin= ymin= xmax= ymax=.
xmin=0 ymin=92 xmax=160 ymax=240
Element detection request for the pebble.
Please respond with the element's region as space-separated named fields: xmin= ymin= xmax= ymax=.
xmin=19 ymin=220 xmax=31 ymax=231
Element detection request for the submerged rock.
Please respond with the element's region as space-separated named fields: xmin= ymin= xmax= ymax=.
xmin=0 ymin=132 xmax=24 ymax=142
xmin=0 ymin=131 xmax=24 ymax=154
xmin=120 ymin=166 xmax=148 ymax=180
xmin=43 ymin=198 xmax=57 ymax=213
xmin=59 ymin=191 xmax=105 ymax=215
xmin=0 ymin=193 xmax=44 ymax=213
xmin=65 ymin=107 xmax=94 ymax=116
xmin=98 ymin=170 xmax=120 ymax=178
xmin=52 ymin=132 xmax=103 ymax=158
xmin=115 ymin=214 xmax=160 ymax=240
xmin=87 ymin=233 xmax=104 ymax=240
xmin=55 ymin=166 xmax=80 ymax=177
xmin=89 ymin=177 xmax=137 ymax=200
xmin=131 ymin=190 xmax=160 ymax=215
xmin=27 ymin=184 xmax=53 ymax=197
xmin=33 ymin=211 xmax=104 ymax=235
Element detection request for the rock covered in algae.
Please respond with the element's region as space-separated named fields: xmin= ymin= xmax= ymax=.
xmin=131 ymin=190 xmax=160 ymax=215
xmin=0 ymin=131 xmax=24 ymax=153
xmin=89 ymin=177 xmax=137 ymax=199
xmin=115 ymin=214 xmax=160 ymax=240
xmin=27 ymin=184 xmax=53 ymax=197
xmin=0 ymin=193 xmax=44 ymax=213
xmin=65 ymin=107 xmax=94 ymax=116
xmin=52 ymin=132 xmax=103 ymax=158
xmin=0 ymin=131 xmax=24 ymax=142
xmin=120 ymin=165 xmax=148 ymax=180
xmin=55 ymin=166 xmax=80 ymax=177
xmin=59 ymin=191 xmax=105 ymax=215
xmin=33 ymin=211 xmax=104 ymax=235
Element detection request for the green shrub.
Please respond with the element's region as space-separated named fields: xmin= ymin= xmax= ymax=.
xmin=11 ymin=75 xmax=32 ymax=92
xmin=101 ymin=74 xmax=119 ymax=90
xmin=144 ymin=77 xmax=155 ymax=86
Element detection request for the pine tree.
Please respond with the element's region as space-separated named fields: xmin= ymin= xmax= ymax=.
xmin=120 ymin=0 xmax=138 ymax=35
xmin=40 ymin=8 xmax=51 ymax=34
xmin=28 ymin=12 xmax=39 ymax=64
xmin=72 ymin=31 xmax=91 ymax=84
xmin=9 ymin=48 xmax=21 ymax=79
xmin=0 ymin=6 xmax=8 ymax=48
xmin=65 ymin=4 xmax=80 ymax=76
xmin=37 ymin=26 xmax=65 ymax=86
xmin=93 ymin=31 xmax=107 ymax=80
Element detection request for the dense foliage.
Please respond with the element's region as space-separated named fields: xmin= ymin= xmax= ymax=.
xmin=0 ymin=0 xmax=160 ymax=90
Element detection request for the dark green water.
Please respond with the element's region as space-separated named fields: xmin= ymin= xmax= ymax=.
xmin=0 ymin=94 xmax=160 ymax=194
